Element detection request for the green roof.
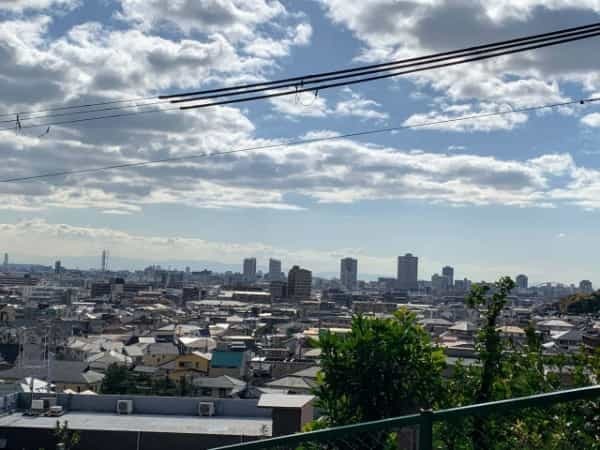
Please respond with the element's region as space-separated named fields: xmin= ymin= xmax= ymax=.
xmin=211 ymin=351 xmax=244 ymax=368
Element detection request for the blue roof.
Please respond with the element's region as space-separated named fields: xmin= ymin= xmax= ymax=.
xmin=211 ymin=351 xmax=244 ymax=368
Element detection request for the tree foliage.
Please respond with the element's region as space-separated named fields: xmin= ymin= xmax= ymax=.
xmin=100 ymin=364 xmax=139 ymax=394
xmin=313 ymin=276 xmax=600 ymax=450
xmin=100 ymin=363 xmax=180 ymax=396
xmin=316 ymin=308 xmax=445 ymax=426
xmin=55 ymin=420 xmax=80 ymax=450
xmin=560 ymin=291 xmax=600 ymax=314
xmin=437 ymin=277 xmax=600 ymax=450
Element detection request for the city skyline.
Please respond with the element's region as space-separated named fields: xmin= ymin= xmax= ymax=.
xmin=3 ymin=247 xmax=589 ymax=290
xmin=2 ymin=3 xmax=600 ymax=289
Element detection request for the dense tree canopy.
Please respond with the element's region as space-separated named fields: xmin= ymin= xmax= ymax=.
xmin=316 ymin=308 xmax=445 ymax=426
xmin=313 ymin=277 xmax=600 ymax=450
xmin=100 ymin=363 xmax=178 ymax=396
xmin=560 ymin=291 xmax=600 ymax=314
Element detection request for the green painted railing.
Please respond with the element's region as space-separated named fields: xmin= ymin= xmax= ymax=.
xmin=212 ymin=384 xmax=600 ymax=450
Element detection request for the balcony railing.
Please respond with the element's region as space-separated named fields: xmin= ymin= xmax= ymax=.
xmin=211 ymin=384 xmax=600 ymax=450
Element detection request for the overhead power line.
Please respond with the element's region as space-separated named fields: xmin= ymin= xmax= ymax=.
xmin=178 ymin=29 xmax=600 ymax=110
xmin=1 ymin=21 xmax=599 ymax=128
xmin=0 ymin=104 xmax=181 ymax=132
xmin=168 ymin=23 xmax=600 ymax=102
xmin=0 ymin=95 xmax=159 ymax=119
xmin=2 ymin=96 xmax=598 ymax=183
xmin=0 ymin=99 xmax=167 ymax=125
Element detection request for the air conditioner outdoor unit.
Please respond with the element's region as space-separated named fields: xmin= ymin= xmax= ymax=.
xmin=31 ymin=399 xmax=45 ymax=412
xmin=41 ymin=397 xmax=57 ymax=407
xmin=49 ymin=405 xmax=64 ymax=416
xmin=198 ymin=401 xmax=215 ymax=417
xmin=116 ymin=400 xmax=133 ymax=415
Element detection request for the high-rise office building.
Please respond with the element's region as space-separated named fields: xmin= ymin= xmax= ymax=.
xmin=580 ymin=279 xmax=593 ymax=294
xmin=269 ymin=280 xmax=287 ymax=300
xmin=516 ymin=274 xmax=528 ymax=289
xmin=431 ymin=273 xmax=449 ymax=292
xmin=54 ymin=260 xmax=62 ymax=274
xmin=340 ymin=257 xmax=358 ymax=291
xmin=243 ymin=257 xmax=257 ymax=282
xmin=268 ymin=258 xmax=282 ymax=280
xmin=101 ymin=249 xmax=109 ymax=272
xmin=2 ymin=253 xmax=7 ymax=268
xmin=288 ymin=265 xmax=312 ymax=301
xmin=442 ymin=266 xmax=454 ymax=288
xmin=397 ymin=253 xmax=418 ymax=291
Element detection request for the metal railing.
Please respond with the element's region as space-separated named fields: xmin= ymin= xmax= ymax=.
xmin=211 ymin=384 xmax=600 ymax=450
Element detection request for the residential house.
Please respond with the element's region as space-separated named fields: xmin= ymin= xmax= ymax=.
xmin=123 ymin=343 xmax=148 ymax=365
xmin=159 ymin=351 xmax=212 ymax=383
xmin=193 ymin=375 xmax=246 ymax=398
xmin=86 ymin=350 xmax=133 ymax=372
xmin=177 ymin=336 xmax=216 ymax=354
xmin=264 ymin=366 xmax=319 ymax=395
xmin=497 ymin=325 xmax=526 ymax=344
xmin=142 ymin=343 xmax=179 ymax=366
xmin=0 ymin=360 xmax=104 ymax=393
xmin=419 ymin=318 xmax=453 ymax=336
xmin=538 ymin=319 xmax=574 ymax=335
xmin=209 ymin=351 xmax=248 ymax=378
xmin=556 ymin=328 xmax=583 ymax=351
xmin=446 ymin=321 xmax=477 ymax=340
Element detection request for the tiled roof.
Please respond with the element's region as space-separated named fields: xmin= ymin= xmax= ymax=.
xmin=193 ymin=375 xmax=245 ymax=389
xmin=0 ymin=361 xmax=103 ymax=385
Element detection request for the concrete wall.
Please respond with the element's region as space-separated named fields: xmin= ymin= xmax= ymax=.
xmin=272 ymin=409 xmax=301 ymax=436
xmin=0 ymin=427 xmax=262 ymax=450
xmin=25 ymin=393 xmax=271 ymax=418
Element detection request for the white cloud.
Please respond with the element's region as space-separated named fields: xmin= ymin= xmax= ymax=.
xmin=0 ymin=0 xmax=78 ymax=12
xmin=2 ymin=1 xmax=600 ymax=218
xmin=116 ymin=1 xmax=313 ymax=65
xmin=0 ymin=1 xmax=311 ymax=114
xmin=2 ymin=123 xmax=599 ymax=212
xmin=270 ymin=88 xmax=388 ymax=120
xmin=403 ymin=103 xmax=529 ymax=132
xmin=318 ymin=0 xmax=599 ymax=120
xmin=581 ymin=112 xmax=600 ymax=127
xmin=301 ymin=130 xmax=341 ymax=139
xmin=547 ymin=165 xmax=600 ymax=210
xmin=117 ymin=0 xmax=286 ymax=38
xmin=484 ymin=1 xmax=600 ymax=21
xmin=269 ymin=91 xmax=330 ymax=118
xmin=333 ymin=89 xmax=389 ymax=121
xmin=0 ymin=3 xmax=315 ymax=214
xmin=244 ymin=23 xmax=312 ymax=57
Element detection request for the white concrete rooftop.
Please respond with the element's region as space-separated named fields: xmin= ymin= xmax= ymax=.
xmin=0 ymin=412 xmax=272 ymax=437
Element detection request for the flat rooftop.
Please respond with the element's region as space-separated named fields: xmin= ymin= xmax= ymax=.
xmin=0 ymin=412 xmax=272 ymax=437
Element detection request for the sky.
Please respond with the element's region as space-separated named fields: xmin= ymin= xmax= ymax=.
xmin=1 ymin=0 xmax=600 ymax=284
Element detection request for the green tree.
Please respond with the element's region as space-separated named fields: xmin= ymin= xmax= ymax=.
xmin=55 ymin=420 xmax=80 ymax=450
xmin=100 ymin=363 xmax=141 ymax=394
xmin=436 ymin=277 xmax=600 ymax=450
xmin=315 ymin=308 xmax=445 ymax=426
xmin=178 ymin=376 xmax=192 ymax=396
xmin=467 ymin=277 xmax=514 ymax=449
xmin=152 ymin=375 xmax=177 ymax=396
